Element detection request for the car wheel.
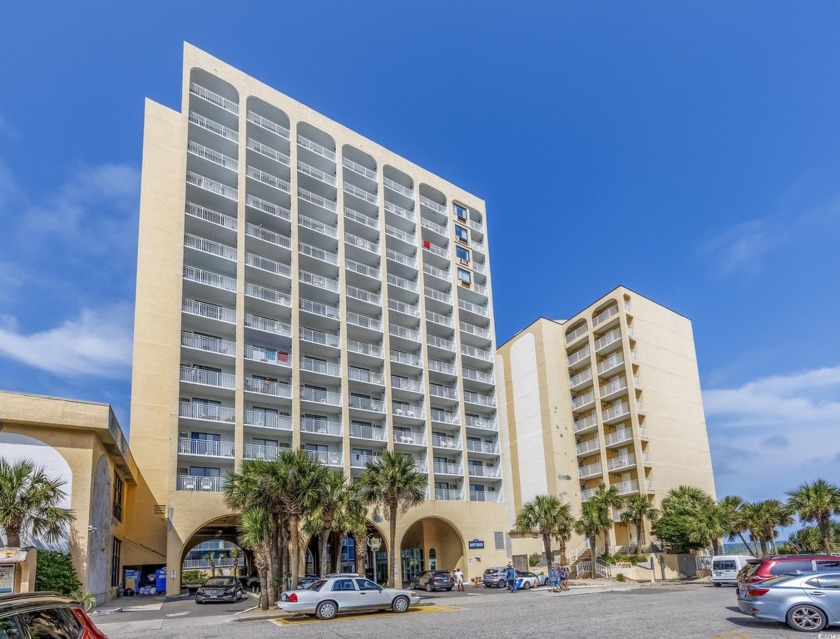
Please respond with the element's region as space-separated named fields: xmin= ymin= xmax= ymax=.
xmin=426 ymin=583 xmax=432 ymax=592
xmin=713 ymin=582 xmax=721 ymax=587
xmin=316 ymin=600 xmax=338 ymax=620
xmin=446 ymin=587 xmax=452 ymax=591
xmin=523 ymin=581 xmax=531 ymax=590
xmin=195 ymin=600 xmax=202 ymax=604
xmin=498 ymin=579 xmax=506 ymax=589
xmin=392 ymin=595 xmax=410 ymax=613
xmin=786 ymin=604 xmax=827 ymax=632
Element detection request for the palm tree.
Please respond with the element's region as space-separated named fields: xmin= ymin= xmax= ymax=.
xmin=553 ymin=504 xmax=575 ymax=566
xmin=310 ymin=471 xmax=349 ymax=578
xmin=229 ymin=546 xmax=241 ymax=578
xmin=620 ymin=494 xmax=659 ymax=553
xmin=0 ymin=458 xmax=75 ymax=547
xmin=653 ymin=485 xmax=723 ymax=553
xmin=719 ymin=496 xmax=754 ymax=555
xmin=275 ymin=450 xmax=328 ymax=589
xmin=787 ymin=479 xmax=840 ymax=554
xmin=333 ymin=485 xmax=369 ymax=577
xmin=590 ymin=483 xmax=622 ymax=555
xmin=237 ymin=506 xmax=273 ymax=610
xmin=356 ymin=451 xmax=426 ymax=587
xmin=224 ymin=459 xmax=285 ymax=604
xmin=757 ymin=500 xmax=793 ymax=555
xmin=574 ymin=501 xmax=607 ymax=577
xmin=515 ymin=495 xmax=574 ymax=568
xmin=203 ymin=553 xmax=217 ymax=577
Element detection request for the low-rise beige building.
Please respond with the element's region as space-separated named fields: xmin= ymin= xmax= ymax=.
xmin=0 ymin=391 xmax=166 ymax=603
xmin=497 ymin=287 xmax=716 ymax=565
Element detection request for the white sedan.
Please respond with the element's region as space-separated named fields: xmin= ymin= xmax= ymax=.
xmin=277 ymin=575 xmax=420 ymax=620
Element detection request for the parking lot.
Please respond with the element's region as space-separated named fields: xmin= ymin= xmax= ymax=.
xmin=94 ymin=582 xmax=815 ymax=639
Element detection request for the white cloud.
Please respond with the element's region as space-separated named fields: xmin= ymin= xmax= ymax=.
xmin=0 ymin=304 xmax=133 ymax=378
xmin=704 ymin=365 xmax=840 ymax=501
xmin=700 ymin=219 xmax=776 ymax=277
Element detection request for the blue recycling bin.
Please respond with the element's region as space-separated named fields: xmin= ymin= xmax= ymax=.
xmin=155 ymin=568 xmax=167 ymax=594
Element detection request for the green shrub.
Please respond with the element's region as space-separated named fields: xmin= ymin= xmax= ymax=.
xmin=35 ymin=551 xmax=80 ymax=595
xmin=181 ymin=570 xmax=205 ymax=585
xmin=615 ymin=572 xmax=627 ymax=582
xmin=528 ymin=553 xmax=542 ymax=567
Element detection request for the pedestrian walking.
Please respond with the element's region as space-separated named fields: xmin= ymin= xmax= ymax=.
xmin=455 ymin=568 xmax=464 ymax=591
xmin=549 ymin=564 xmax=560 ymax=592
xmin=559 ymin=566 xmax=570 ymax=591
xmin=505 ymin=564 xmax=517 ymax=592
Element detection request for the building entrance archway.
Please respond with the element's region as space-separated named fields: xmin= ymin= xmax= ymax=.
xmin=179 ymin=515 xmax=248 ymax=586
xmin=400 ymin=517 xmax=465 ymax=585
xmin=303 ymin=523 xmax=386 ymax=582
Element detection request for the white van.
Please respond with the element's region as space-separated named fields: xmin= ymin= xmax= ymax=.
xmin=711 ymin=555 xmax=753 ymax=586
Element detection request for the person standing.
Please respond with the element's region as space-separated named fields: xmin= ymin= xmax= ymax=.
xmin=505 ymin=564 xmax=517 ymax=592
xmin=559 ymin=566 xmax=570 ymax=592
xmin=549 ymin=564 xmax=559 ymax=592
xmin=455 ymin=568 xmax=464 ymax=591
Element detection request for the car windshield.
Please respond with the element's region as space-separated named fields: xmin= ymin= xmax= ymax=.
xmin=433 ymin=572 xmax=450 ymax=578
xmin=204 ymin=577 xmax=235 ymax=586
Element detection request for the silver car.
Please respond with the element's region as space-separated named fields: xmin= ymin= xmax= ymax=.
xmin=277 ymin=576 xmax=420 ymax=620
xmin=737 ymin=571 xmax=840 ymax=632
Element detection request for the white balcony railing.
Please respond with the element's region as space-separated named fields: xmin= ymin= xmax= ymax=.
xmin=464 ymin=391 xmax=495 ymax=408
xmin=347 ymin=285 xmax=382 ymax=306
xmin=343 ymin=157 xmax=377 ymax=181
xmin=246 ymin=223 xmax=292 ymax=249
xmin=244 ymin=344 xmax=291 ymax=368
xmin=385 ymin=224 xmax=415 ymax=245
xmin=348 ymin=311 xmax=382 ymax=332
xmin=602 ymin=402 xmax=631 ymax=422
xmin=571 ymin=391 xmax=596 ymax=410
xmin=245 ymin=313 xmax=292 ymax=337
xmin=466 ymin=440 xmax=499 ymax=454
xmin=429 ymin=385 xmax=459 ymax=400
xmin=246 ymin=138 xmax=290 ymax=166
xmin=297 ymin=135 xmax=335 ymax=161
xmin=600 ymin=378 xmax=628 ymax=398
xmin=432 ymin=435 xmax=461 ymax=449
xmin=460 ymin=321 xmax=491 ymax=340
xmin=349 ymin=367 xmax=385 ymax=385
xmin=427 ymin=335 xmax=454 ymax=351
xmin=433 ymin=462 xmax=462 ymax=475
xmin=344 ymin=206 xmax=379 ymax=230
xmin=419 ymin=195 xmax=446 ymax=215
xmin=300 ymin=327 xmax=340 ymax=347
xmin=244 ymin=410 xmax=292 ymax=430
xmin=351 ymin=453 xmax=381 ymax=468
xmin=189 ymin=82 xmax=239 ymax=115
xmin=576 ymin=437 xmax=600 ymax=456
xmin=578 ymin=461 xmax=603 ymax=479
xmin=423 ymin=263 xmax=451 ymax=282
xmin=346 ymin=259 xmax=381 ymax=280
xmin=595 ymin=328 xmax=623 ymax=352
xmin=425 ymin=287 xmax=452 ymax=305
xmin=389 ymin=273 xmax=419 ymax=293
xmin=247 ymin=253 xmax=292 ymax=279
xmin=391 ymin=376 xmax=423 ymax=392
xmin=388 ymin=299 xmax=421 ymax=318
xmin=186 ymin=171 xmax=238 ymax=201
xmin=573 ymin=414 xmax=598 ymax=433
xmin=188 ymin=141 xmax=238 ymax=172
xmin=180 ymin=366 xmax=235 ymax=389
xmin=245 ymin=193 xmax=291 ymax=221
xmin=614 ymin=479 xmax=640 ymax=495
xmin=189 ymin=112 xmax=238 ymax=143
xmin=178 ymin=438 xmax=235 ymax=458
xmin=604 ymin=428 xmax=633 ymax=447
xmin=607 ymin=454 xmax=637 ymax=471
xmin=300 ymin=298 xmax=340 ymax=320
xmin=244 ymin=378 xmax=292 ymax=398
xmin=181 ymin=332 xmax=235 ymax=356
xmin=299 ymin=269 xmax=339 ymax=292
xmin=298 ymin=160 xmax=337 ymax=187
xmin=300 ymin=418 xmax=342 ymax=435
xmin=186 ymin=202 xmax=238 ymax=231
xmin=349 ymin=396 xmax=385 ymax=412
xmin=386 ymin=249 xmax=418 ymax=269
xmin=468 ymin=466 xmax=501 ymax=478
xmin=349 ymin=423 xmax=387 ymax=441
xmin=461 ymin=344 xmax=492 ymax=362
xmin=470 ymin=490 xmax=500 ymax=502
xmin=428 ymin=359 xmax=457 ymax=375
xmin=307 ymin=450 xmax=343 ymax=466
xmin=300 ymin=388 xmax=342 ymax=406
xmin=394 ymin=432 xmax=425 ymax=446
xmin=458 ymin=299 xmax=488 ymax=317
xmin=465 ymin=415 xmax=496 ymax=430
xmin=300 ymin=357 xmax=341 ymax=377
xmin=390 ymin=325 xmax=421 ymax=342
xmin=383 ymin=176 xmax=413 ymax=198
xmin=390 ymin=350 xmax=422 ymax=367
xmin=565 ymin=323 xmax=588 ymax=344
xmin=299 ymin=187 xmax=337 ymax=213
xmin=179 ymin=402 xmax=235 ymax=423
xmin=246 ymin=166 xmax=291 ymax=193
xmin=435 ymin=488 xmax=464 ymax=501
xmin=348 ymin=339 xmax=383 ymax=357
xmin=421 ymin=217 xmax=447 ymax=237
xmin=426 ymin=310 xmax=453 ymax=327
xmin=299 ymin=241 xmax=339 ymax=265
xmin=384 ymin=200 xmax=415 ymax=223
xmin=178 ymin=475 xmax=224 ymax=492
xmin=247 ymin=110 xmax=290 ymax=139
xmin=570 ymin=368 xmax=593 ymax=388
xmin=593 ymin=305 xmax=620 ymax=327
xmin=246 ymin=282 xmax=291 ymax=307
xmin=568 ymin=346 xmax=591 ymax=367
xmin=243 ymin=443 xmax=283 ymax=461
xmin=183 ymin=298 xmax=236 ymax=323
xmin=299 ymin=213 xmax=338 ymax=239
xmin=430 ymin=410 xmax=459 ymax=425
xmin=344 ymin=183 xmax=378 ymax=205
xmin=462 ymin=367 xmax=495 ymax=384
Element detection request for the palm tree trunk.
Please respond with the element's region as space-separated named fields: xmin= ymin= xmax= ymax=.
xmin=5 ymin=526 xmax=21 ymax=548
xmin=634 ymin=519 xmax=643 ymax=553
xmin=254 ymin=547 xmax=269 ymax=610
xmin=319 ymin=529 xmax=329 ymax=578
xmin=738 ymin=533 xmax=753 ymax=556
xmin=559 ymin=539 xmax=568 ymax=566
xmin=289 ymin=514 xmax=301 ymax=589
xmin=266 ymin=529 xmax=279 ymax=606
xmin=334 ymin=532 xmax=346 ymax=573
xmin=588 ymin=533 xmax=596 ymax=579
xmin=355 ymin=532 xmax=368 ymax=576
xmin=389 ymin=502 xmax=398 ymax=588
xmin=820 ymin=516 xmax=832 ymax=554
xmin=542 ymin=533 xmax=553 ymax=570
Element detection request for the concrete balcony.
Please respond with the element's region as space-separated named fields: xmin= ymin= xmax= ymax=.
xmin=607 ymin=454 xmax=637 ymax=472
xmin=430 ymin=410 xmax=459 ymax=425
xmin=346 ymin=259 xmax=381 ymax=280
xmin=181 ymin=332 xmax=235 ymax=357
xmin=433 ymin=462 xmax=463 ymax=476
xmin=576 ymin=437 xmax=600 ymax=456
xmin=300 ymin=387 xmax=341 ymax=406
xmin=427 ymin=334 xmax=455 ymax=351
xmin=247 ymin=138 xmax=290 ymax=166
xmin=425 ymin=287 xmax=452 ymax=305
xmin=578 ymin=461 xmax=603 ymax=479
xmin=593 ymin=305 xmax=620 ymax=327
xmin=298 ymin=160 xmax=337 ymax=187
xmin=457 ymin=299 xmax=488 ymax=318
xmin=178 ymin=438 xmax=235 ymax=458
xmin=247 ymin=166 xmax=291 ymax=194
xmin=186 ymin=202 xmax=238 ymax=231
xmin=431 ymin=435 xmax=461 ymax=450
xmin=349 ymin=396 xmax=385 ymax=413
xmin=602 ymin=402 xmax=631 ymax=424
xmin=297 ymin=135 xmax=336 ymax=162
xmin=183 ymin=265 xmax=236 ymax=293
xmin=468 ymin=466 xmax=501 ymax=479
xmin=247 ymin=110 xmax=290 ymax=139
xmin=188 ymin=140 xmax=238 ymax=172
xmin=243 ymin=443 xmax=284 ymax=461
xmin=565 ymin=323 xmax=588 ymax=344
xmin=470 ymin=490 xmax=501 ymax=502
xmin=245 ymin=313 xmax=292 ymax=337
xmin=345 ymin=206 xmax=379 ymax=231
xmin=349 ymin=424 xmax=387 ymax=442
xmin=384 ymin=200 xmax=415 ymax=223
xmin=570 ymin=368 xmax=593 ymax=390
xmin=344 ymin=182 xmax=378 ymax=206
xmin=428 ymin=359 xmax=457 ymax=375
xmin=189 ymin=112 xmax=238 ymax=143
xmin=244 ymin=378 xmax=291 ymax=398
xmin=306 ymin=450 xmax=343 ymax=467
xmin=568 ymin=346 xmax=591 ymax=368
xmin=300 ymin=418 xmax=342 ymax=436
xmin=573 ymin=414 xmax=598 ymax=434
xmin=384 ymin=176 xmax=413 ymax=198
xmin=247 ymin=253 xmax=292 ymax=280
xmin=299 ymin=213 xmax=338 ymax=239
xmin=246 ymin=283 xmax=292 ymax=308
xmin=178 ymin=475 xmax=225 ymax=493
xmin=604 ymin=428 xmax=634 ymax=447
xmin=190 ymin=82 xmax=239 ymax=115
xmin=179 ymin=402 xmax=235 ymax=423
xmin=462 ymin=367 xmax=494 ymax=384
xmin=348 ymin=339 xmax=383 ymax=358
xmin=300 ymin=357 xmax=341 ymax=377
xmin=180 ymin=366 xmax=235 ymax=390
xmin=245 ymin=193 xmax=290 ymax=222
xmin=464 ymin=391 xmax=495 ymax=408
xmin=435 ymin=488 xmax=464 ymax=501
xmin=571 ymin=391 xmax=596 ymax=411
xmin=388 ymin=273 xmax=419 ymax=294
xmin=461 ymin=344 xmax=492 ymax=362
xmin=350 ymin=453 xmax=382 ymax=469
xmin=245 ymin=345 xmax=291 ymax=368
xmin=244 ymin=411 xmax=292 ymax=431
xmin=465 ymin=415 xmax=497 ymax=431
xmin=299 ymin=187 xmax=337 ymax=213
xmin=300 ymin=298 xmax=340 ymax=320
xmin=419 ymin=195 xmax=446 ymax=215
xmin=614 ymin=479 xmax=640 ymax=496
xmin=343 ymin=157 xmax=377 ymax=182
xmin=246 ymin=223 xmax=292 ymax=250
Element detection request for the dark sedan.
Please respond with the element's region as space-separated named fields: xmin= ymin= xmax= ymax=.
xmin=410 ymin=571 xmax=454 ymax=592
xmin=196 ymin=576 xmax=244 ymax=603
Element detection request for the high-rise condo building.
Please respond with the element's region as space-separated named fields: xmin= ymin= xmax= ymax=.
xmin=497 ymin=287 xmax=716 ymax=569
xmin=130 ymin=44 xmax=509 ymax=592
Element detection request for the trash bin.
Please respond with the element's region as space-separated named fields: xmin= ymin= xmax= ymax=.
xmin=155 ymin=568 xmax=167 ymax=594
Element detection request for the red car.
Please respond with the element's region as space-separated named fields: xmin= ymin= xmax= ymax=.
xmin=737 ymin=554 xmax=840 ymax=585
xmin=0 ymin=592 xmax=107 ymax=638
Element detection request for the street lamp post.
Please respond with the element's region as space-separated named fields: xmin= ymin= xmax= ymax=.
xmin=369 ymin=537 xmax=382 ymax=585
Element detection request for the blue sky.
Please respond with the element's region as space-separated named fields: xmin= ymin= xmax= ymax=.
xmin=1 ymin=1 xmax=839 ymax=509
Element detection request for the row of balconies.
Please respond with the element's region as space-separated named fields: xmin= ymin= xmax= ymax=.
xmin=575 ymin=423 xmax=650 ymax=456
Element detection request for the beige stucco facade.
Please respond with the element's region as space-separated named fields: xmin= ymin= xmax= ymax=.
xmin=497 ymin=287 xmax=717 ymax=562
xmin=0 ymin=391 xmax=165 ymax=603
xmin=130 ymin=44 xmax=510 ymax=593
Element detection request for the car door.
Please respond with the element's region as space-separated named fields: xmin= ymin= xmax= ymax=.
xmin=355 ymin=578 xmax=390 ymax=608
xmin=804 ymin=574 xmax=840 ymax=622
xmin=330 ymin=578 xmax=362 ymax=610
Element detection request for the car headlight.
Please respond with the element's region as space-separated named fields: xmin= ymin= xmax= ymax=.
xmin=224 ymin=587 xmax=236 ymax=595
xmin=196 ymin=589 xmax=205 ymax=595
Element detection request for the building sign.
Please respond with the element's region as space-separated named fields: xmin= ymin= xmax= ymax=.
xmin=468 ymin=539 xmax=484 ymax=550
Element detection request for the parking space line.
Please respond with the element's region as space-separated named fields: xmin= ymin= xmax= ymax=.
xmin=268 ymin=605 xmax=461 ymax=626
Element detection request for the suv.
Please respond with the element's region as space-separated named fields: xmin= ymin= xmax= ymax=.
xmin=410 ymin=571 xmax=454 ymax=592
xmin=0 ymin=592 xmax=107 ymax=638
xmin=482 ymin=567 xmax=510 ymax=588
xmin=737 ymin=555 xmax=840 ymax=587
